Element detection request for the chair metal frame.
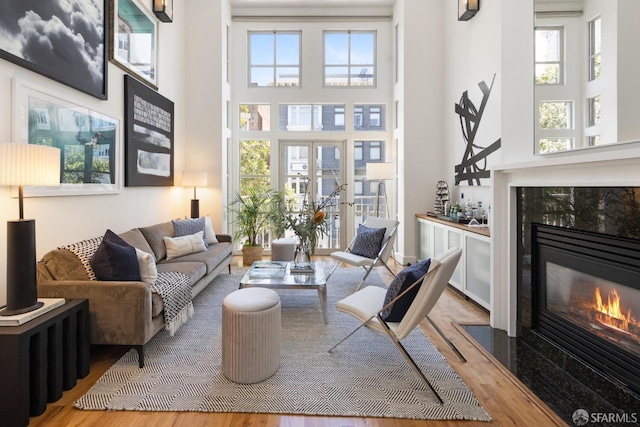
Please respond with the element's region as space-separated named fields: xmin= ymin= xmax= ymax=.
xmin=326 ymin=217 xmax=399 ymax=291
xmin=328 ymin=247 xmax=465 ymax=405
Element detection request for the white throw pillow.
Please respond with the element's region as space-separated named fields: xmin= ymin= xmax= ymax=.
xmin=204 ymin=215 xmax=219 ymax=244
xmin=135 ymin=248 xmax=158 ymax=284
xmin=164 ymin=231 xmax=207 ymax=260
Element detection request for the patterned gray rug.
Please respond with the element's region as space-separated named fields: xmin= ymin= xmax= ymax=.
xmin=74 ymin=268 xmax=491 ymax=421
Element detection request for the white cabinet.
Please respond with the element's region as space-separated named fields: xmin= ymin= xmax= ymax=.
xmin=416 ymin=216 xmax=490 ymax=310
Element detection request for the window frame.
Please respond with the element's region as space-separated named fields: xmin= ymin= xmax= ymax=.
xmin=534 ymin=26 xmax=564 ymax=86
xmin=323 ymin=30 xmax=377 ymax=88
xmin=248 ymin=31 xmax=302 ymax=88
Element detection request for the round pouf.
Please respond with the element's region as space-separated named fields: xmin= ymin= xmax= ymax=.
xmin=271 ymin=237 xmax=297 ymax=261
xmin=222 ymin=287 xmax=281 ymax=384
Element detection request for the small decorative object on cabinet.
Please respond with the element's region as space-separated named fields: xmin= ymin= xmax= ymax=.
xmin=434 ymin=180 xmax=450 ymax=215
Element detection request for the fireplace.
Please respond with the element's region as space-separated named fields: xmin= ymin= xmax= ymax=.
xmin=532 ymin=223 xmax=640 ymax=395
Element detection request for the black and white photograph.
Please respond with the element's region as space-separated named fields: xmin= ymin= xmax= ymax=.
xmin=124 ymin=75 xmax=174 ymax=187
xmin=0 ymin=0 xmax=108 ymax=99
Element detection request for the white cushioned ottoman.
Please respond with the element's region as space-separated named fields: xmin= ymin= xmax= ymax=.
xmin=222 ymin=287 xmax=281 ymax=383
xmin=271 ymin=237 xmax=297 ymax=262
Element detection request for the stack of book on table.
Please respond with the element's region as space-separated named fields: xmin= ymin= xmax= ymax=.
xmin=0 ymin=298 xmax=66 ymax=326
xmin=289 ymin=262 xmax=314 ymax=274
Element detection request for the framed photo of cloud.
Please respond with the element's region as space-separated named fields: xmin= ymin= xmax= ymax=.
xmin=0 ymin=0 xmax=108 ymax=100
xmin=124 ymin=75 xmax=174 ymax=187
xmin=12 ymin=78 xmax=120 ymax=196
xmin=110 ymin=0 xmax=159 ymax=89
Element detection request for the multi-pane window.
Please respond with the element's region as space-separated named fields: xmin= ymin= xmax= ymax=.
xmin=249 ymin=31 xmax=301 ymax=87
xmin=539 ymin=101 xmax=572 ymax=129
xmin=535 ymin=27 xmax=563 ymax=85
xmin=239 ymin=104 xmax=271 ymax=131
xmin=588 ymin=17 xmax=601 ymax=81
xmin=587 ymin=135 xmax=601 ymax=147
xmin=369 ymin=141 xmax=381 ymax=160
xmin=324 ymin=31 xmax=376 ymax=87
xmin=279 ymin=104 xmax=345 ymax=131
xmin=587 ymin=96 xmax=600 ymax=127
xmin=540 ymin=138 xmax=574 ymax=153
xmin=354 ymin=104 xmax=385 ymax=130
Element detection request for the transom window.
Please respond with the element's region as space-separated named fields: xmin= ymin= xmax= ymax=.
xmin=249 ymin=31 xmax=301 ymax=87
xmin=324 ymin=31 xmax=376 ymax=87
xmin=279 ymin=104 xmax=345 ymax=131
xmin=535 ymin=27 xmax=563 ymax=85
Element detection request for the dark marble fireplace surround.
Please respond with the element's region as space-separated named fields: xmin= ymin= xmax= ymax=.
xmin=465 ymin=186 xmax=640 ymax=426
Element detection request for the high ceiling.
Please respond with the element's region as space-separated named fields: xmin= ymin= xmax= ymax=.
xmin=229 ymin=0 xmax=395 ymax=7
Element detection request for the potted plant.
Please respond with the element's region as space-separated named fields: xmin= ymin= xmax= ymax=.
xmin=228 ymin=187 xmax=283 ymax=266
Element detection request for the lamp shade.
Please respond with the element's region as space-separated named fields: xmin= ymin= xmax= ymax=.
xmin=181 ymin=170 xmax=208 ymax=188
xmin=0 ymin=143 xmax=60 ymax=186
xmin=366 ymin=162 xmax=395 ymax=181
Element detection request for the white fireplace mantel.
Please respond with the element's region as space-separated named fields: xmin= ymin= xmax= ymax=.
xmin=490 ymin=143 xmax=640 ymax=336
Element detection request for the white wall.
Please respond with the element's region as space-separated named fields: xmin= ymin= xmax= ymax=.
xmin=0 ymin=2 xmax=190 ymax=305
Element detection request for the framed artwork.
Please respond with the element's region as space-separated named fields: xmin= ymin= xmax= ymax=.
xmin=12 ymin=79 xmax=120 ymax=196
xmin=0 ymin=0 xmax=108 ymax=100
xmin=110 ymin=0 xmax=159 ymax=89
xmin=124 ymin=75 xmax=174 ymax=187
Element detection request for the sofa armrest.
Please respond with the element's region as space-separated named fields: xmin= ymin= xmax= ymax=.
xmin=215 ymin=234 xmax=232 ymax=243
xmin=38 ymin=279 xmax=156 ymax=346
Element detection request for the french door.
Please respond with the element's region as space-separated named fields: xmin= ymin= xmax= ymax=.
xmin=280 ymin=140 xmax=346 ymax=253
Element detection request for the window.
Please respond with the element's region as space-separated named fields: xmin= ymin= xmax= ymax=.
xmin=249 ymin=31 xmax=301 ymax=87
xmin=539 ymin=101 xmax=572 ymax=129
xmin=369 ymin=141 xmax=381 ymax=160
xmin=588 ymin=17 xmax=601 ymax=81
xmin=354 ymin=105 xmax=386 ymax=130
xmin=539 ymin=138 xmax=574 ymax=153
xmin=239 ymin=140 xmax=271 ymax=195
xmin=239 ymin=104 xmax=271 ymax=131
xmin=535 ymin=27 xmax=563 ymax=85
xmin=279 ymin=104 xmax=345 ymax=131
xmin=587 ymin=96 xmax=600 ymax=127
xmin=354 ymin=180 xmax=363 ymax=195
xmin=324 ymin=31 xmax=376 ymax=87
xmin=354 ymin=141 xmax=363 ymax=160
xmin=587 ymin=135 xmax=601 ymax=146
xmin=394 ymin=24 xmax=399 ymax=84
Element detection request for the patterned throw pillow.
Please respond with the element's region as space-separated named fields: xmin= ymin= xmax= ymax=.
xmin=164 ymin=231 xmax=207 ymax=260
xmin=350 ymin=224 xmax=386 ymax=259
xmin=90 ymin=229 xmax=141 ymax=281
xmin=173 ymin=217 xmax=208 ymax=247
xmin=380 ymin=258 xmax=432 ymax=322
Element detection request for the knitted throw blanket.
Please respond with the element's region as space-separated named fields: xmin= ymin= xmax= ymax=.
xmin=61 ymin=238 xmax=194 ymax=335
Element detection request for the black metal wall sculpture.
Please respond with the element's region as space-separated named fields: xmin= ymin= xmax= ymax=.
xmin=454 ymin=74 xmax=501 ymax=186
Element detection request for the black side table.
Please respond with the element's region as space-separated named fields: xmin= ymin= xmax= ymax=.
xmin=0 ymin=299 xmax=89 ymax=427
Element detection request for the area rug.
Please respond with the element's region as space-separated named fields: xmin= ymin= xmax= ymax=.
xmin=74 ymin=268 xmax=491 ymax=421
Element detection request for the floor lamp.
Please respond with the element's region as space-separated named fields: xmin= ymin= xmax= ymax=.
xmin=182 ymin=171 xmax=208 ymax=218
xmin=0 ymin=143 xmax=60 ymax=316
xmin=366 ymin=162 xmax=394 ymax=217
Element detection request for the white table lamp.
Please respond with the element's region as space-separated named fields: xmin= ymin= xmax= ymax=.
xmin=366 ymin=162 xmax=394 ymax=217
xmin=182 ymin=170 xmax=208 ymax=218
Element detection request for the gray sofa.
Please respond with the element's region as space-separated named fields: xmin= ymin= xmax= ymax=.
xmin=36 ymin=220 xmax=233 ymax=367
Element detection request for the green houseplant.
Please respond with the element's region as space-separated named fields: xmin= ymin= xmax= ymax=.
xmin=228 ymin=187 xmax=283 ymax=266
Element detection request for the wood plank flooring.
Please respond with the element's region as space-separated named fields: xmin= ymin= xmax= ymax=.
xmin=29 ymin=256 xmax=568 ymax=427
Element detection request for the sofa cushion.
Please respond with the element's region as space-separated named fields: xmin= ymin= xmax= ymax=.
xmin=119 ymin=228 xmax=155 ymax=256
xmin=380 ymin=258 xmax=432 ymax=322
xmin=156 ymin=261 xmax=206 ymax=287
xmin=350 ymin=224 xmax=386 ymax=259
xmin=204 ymin=215 xmax=219 ymax=244
xmin=91 ymin=230 xmax=141 ymax=281
xmin=139 ymin=221 xmax=174 ymax=262
xmin=161 ymin=241 xmax=232 ymax=274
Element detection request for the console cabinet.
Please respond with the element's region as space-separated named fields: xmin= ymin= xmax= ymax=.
xmin=416 ymin=215 xmax=490 ymax=310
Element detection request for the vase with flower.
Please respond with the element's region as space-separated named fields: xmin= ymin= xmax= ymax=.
xmin=283 ymin=177 xmax=349 ymax=269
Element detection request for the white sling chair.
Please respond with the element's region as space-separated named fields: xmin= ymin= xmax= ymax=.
xmin=328 ymin=247 xmax=464 ymax=405
xmin=326 ymin=217 xmax=399 ymax=292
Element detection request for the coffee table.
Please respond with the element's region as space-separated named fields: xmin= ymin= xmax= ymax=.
xmin=239 ymin=261 xmax=328 ymax=324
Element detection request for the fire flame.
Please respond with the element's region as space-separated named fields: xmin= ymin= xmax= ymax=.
xmin=593 ymin=287 xmax=636 ymax=332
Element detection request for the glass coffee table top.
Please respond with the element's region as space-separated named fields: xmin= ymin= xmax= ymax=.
xmin=239 ymin=261 xmax=327 ymax=323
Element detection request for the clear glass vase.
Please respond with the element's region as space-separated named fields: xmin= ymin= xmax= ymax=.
xmin=294 ymin=239 xmax=312 ymax=269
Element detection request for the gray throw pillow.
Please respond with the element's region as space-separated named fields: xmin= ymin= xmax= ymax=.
xmin=172 ymin=217 xmax=208 ymax=247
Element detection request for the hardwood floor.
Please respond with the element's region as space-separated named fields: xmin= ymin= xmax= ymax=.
xmin=29 ymin=256 xmax=567 ymax=427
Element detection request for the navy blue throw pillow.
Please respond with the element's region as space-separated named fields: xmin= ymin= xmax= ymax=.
xmin=350 ymin=224 xmax=386 ymax=259
xmin=90 ymin=229 xmax=141 ymax=281
xmin=380 ymin=258 xmax=432 ymax=322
